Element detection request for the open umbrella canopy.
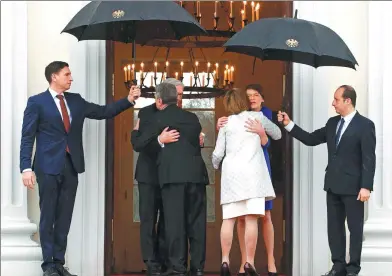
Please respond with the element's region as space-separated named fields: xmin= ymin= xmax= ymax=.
xmin=62 ymin=1 xmax=206 ymax=44
xmin=223 ymin=17 xmax=358 ymax=69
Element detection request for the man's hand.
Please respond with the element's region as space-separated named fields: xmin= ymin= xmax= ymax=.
xmin=357 ymin=188 xmax=370 ymax=202
xmin=277 ymin=111 xmax=291 ymax=126
xmin=128 ymin=85 xmax=141 ymax=103
xmin=217 ymin=116 xmax=228 ymax=131
xmin=22 ymin=171 xmax=36 ymax=190
xmin=134 ymin=119 xmax=140 ymax=130
xmin=199 ymin=132 xmax=205 ymax=147
xmin=159 ymin=127 xmax=180 ymax=144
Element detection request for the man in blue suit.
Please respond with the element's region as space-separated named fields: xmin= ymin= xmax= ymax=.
xmin=19 ymin=61 xmax=140 ymax=276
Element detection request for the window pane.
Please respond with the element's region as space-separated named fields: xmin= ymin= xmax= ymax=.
xmin=182 ymin=97 xmax=215 ymax=109
xmin=190 ymin=111 xmax=215 ymax=147
xmin=134 ymin=97 xmax=155 ymax=109
xmin=133 ymin=186 xmax=140 ymax=222
xmin=201 ymin=147 xmax=215 ymax=185
xmin=206 ymin=185 xmax=216 ymax=222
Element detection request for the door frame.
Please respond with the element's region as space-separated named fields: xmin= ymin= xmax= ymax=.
xmin=104 ymin=6 xmax=294 ymax=275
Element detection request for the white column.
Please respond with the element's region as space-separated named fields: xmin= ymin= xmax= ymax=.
xmin=1 ymin=2 xmax=42 ymax=276
xmin=66 ymin=38 xmax=107 ymax=276
xmin=361 ymin=2 xmax=392 ymax=275
xmin=292 ymin=1 xmax=369 ymax=275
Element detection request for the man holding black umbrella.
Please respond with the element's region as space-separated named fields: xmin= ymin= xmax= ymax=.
xmin=20 ymin=61 xmax=141 ymax=276
xmin=278 ymin=85 xmax=376 ymax=276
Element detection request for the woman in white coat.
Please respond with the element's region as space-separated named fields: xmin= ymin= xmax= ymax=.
xmin=212 ymin=89 xmax=282 ymax=276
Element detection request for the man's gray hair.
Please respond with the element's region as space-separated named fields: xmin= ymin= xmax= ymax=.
xmin=155 ymin=82 xmax=178 ymax=105
xmin=162 ymin=78 xmax=184 ymax=88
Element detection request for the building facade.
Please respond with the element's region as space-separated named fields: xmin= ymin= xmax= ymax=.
xmin=1 ymin=1 xmax=391 ymax=276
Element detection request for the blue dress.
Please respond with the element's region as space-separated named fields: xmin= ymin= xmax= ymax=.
xmin=261 ymin=106 xmax=273 ymax=210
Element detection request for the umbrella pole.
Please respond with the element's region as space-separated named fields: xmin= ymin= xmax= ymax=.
xmin=132 ymin=40 xmax=137 ymax=85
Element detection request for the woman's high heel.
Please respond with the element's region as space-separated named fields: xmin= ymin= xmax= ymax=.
xmin=220 ymin=262 xmax=231 ymax=276
xmin=244 ymin=262 xmax=259 ymax=276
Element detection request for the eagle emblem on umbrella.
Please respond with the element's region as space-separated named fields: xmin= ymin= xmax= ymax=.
xmin=285 ymin=38 xmax=299 ymax=48
xmin=112 ymin=10 xmax=125 ymax=19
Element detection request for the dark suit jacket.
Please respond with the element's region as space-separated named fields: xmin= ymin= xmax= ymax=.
xmin=289 ymin=112 xmax=376 ymax=195
xmin=20 ymin=90 xmax=133 ymax=175
xmin=131 ymin=103 xmax=160 ymax=184
xmin=134 ymin=104 xmax=209 ymax=187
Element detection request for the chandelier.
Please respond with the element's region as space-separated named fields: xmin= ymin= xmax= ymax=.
xmin=123 ymin=1 xmax=261 ymax=99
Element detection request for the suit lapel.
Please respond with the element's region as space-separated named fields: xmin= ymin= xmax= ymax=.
xmin=336 ymin=112 xmax=360 ymax=151
xmin=44 ymin=90 xmax=65 ymax=132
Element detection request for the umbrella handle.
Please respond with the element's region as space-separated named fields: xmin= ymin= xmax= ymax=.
xmin=294 ymin=9 xmax=298 ymax=19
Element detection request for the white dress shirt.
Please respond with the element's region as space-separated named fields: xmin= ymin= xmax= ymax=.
xmin=49 ymin=88 xmax=72 ymax=122
xmin=22 ymin=88 xmax=72 ymax=173
xmin=285 ymin=110 xmax=357 ymax=143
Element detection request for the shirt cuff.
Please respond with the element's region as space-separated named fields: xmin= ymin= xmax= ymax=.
xmin=157 ymin=136 xmax=165 ymax=148
xmin=22 ymin=168 xmax=32 ymax=172
xmin=285 ymin=121 xmax=295 ymax=132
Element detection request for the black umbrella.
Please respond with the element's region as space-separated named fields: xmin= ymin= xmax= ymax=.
xmin=61 ymin=1 xmax=206 ymax=44
xmin=223 ymin=12 xmax=358 ymax=69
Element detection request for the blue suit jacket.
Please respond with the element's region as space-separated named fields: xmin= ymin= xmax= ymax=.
xmin=20 ymin=90 xmax=133 ymax=175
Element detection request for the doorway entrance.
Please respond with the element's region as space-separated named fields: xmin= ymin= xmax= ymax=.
xmin=104 ymin=1 xmax=293 ymax=276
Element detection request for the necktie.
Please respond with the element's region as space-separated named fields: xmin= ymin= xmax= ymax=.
xmin=56 ymin=95 xmax=71 ymax=153
xmin=335 ymin=118 xmax=345 ymax=147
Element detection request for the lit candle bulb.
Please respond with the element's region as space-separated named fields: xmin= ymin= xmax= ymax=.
xmin=214 ymin=1 xmax=218 ymax=17
xmin=230 ymin=1 xmax=233 ymax=17
xmin=255 ymin=3 xmax=260 ymax=20
xmin=127 ymin=64 xmax=131 ymax=81
xmin=140 ymin=62 xmax=144 ymax=75
xmin=180 ymin=61 xmax=184 ymax=76
xmin=227 ymin=68 xmax=231 ymax=82
xmin=165 ymin=61 xmax=169 ymax=76
xmin=124 ymin=66 xmax=127 ymax=82
xmin=207 ymin=62 xmax=211 ymax=74
xmin=195 ymin=61 xmax=199 ymax=74
xmin=224 ymin=69 xmax=227 ymax=81
xmin=241 ymin=10 xmax=245 ymax=27
xmin=154 ymin=62 xmax=158 ymax=77
xmin=251 ymin=2 xmax=255 ymax=22
xmin=131 ymin=64 xmax=135 ymax=80
xmin=230 ymin=66 xmax=234 ymax=82
xmin=175 ymin=72 xmax=179 ymax=80
xmin=243 ymin=1 xmax=247 ymax=18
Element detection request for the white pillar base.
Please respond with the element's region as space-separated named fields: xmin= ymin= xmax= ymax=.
xmin=361 ymin=222 xmax=392 ymax=275
xmin=1 ymin=219 xmax=42 ymax=276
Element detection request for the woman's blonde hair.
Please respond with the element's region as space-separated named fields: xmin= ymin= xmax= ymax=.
xmin=223 ymin=88 xmax=248 ymax=115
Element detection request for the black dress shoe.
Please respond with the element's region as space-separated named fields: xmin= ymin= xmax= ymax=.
xmin=43 ymin=268 xmax=60 ymax=276
xmin=147 ymin=265 xmax=162 ymax=276
xmin=321 ymin=269 xmax=345 ymax=276
xmin=220 ymin=262 xmax=231 ymax=276
xmin=161 ymin=268 xmax=186 ymax=276
xmin=244 ymin=263 xmax=259 ymax=276
xmin=56 ymin=266 xmax=77 ymax=276
xmin=190 ymin=269 xmax=204 ymax=276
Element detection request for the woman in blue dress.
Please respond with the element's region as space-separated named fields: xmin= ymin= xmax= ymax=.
xmin=216 ymin=84 xmax=278 ymax=276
